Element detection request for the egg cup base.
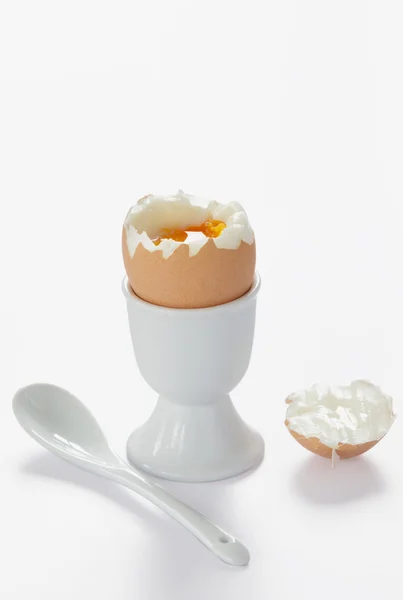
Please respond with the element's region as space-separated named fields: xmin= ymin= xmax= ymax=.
xmin=126 ymin=394 xmax=265 ymax=482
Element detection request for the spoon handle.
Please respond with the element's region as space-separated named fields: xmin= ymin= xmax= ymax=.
xmin=107 ymin=467 xmax=250 ymax=566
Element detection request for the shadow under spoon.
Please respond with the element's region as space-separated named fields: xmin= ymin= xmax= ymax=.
xmin=12 ymin=383 xmax=250 ymax=567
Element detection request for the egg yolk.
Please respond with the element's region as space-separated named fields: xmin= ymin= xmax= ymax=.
xmin=153 ymin=219 xmax=226 ymax=246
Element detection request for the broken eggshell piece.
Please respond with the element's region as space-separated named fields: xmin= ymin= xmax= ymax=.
xmin=285 ymin=380 xmax=396 ymax=460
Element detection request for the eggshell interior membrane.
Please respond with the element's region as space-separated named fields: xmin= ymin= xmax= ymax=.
xmin=285 ymin=380 xmax=396 ymax=459
xmin=122 ymin=191 xmax=256 ymax=309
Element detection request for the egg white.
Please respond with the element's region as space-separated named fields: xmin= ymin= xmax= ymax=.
xmin=124 ymin=190 xmax=255 ymax=259
xmin=286 ymin=380 xmax=396 ymax=449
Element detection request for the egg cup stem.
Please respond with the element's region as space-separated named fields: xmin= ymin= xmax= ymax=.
xmin=122 ymin=273 xmax=264 ymax=483
xmin=126 ymin=394 xmax=264 ymax=482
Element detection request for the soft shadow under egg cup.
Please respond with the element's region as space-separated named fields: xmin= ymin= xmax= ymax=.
xmin=122 ymin=274 xmax=264 ymax=482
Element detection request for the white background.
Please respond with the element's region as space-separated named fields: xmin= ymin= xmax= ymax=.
xmin=1 ymin=1 xmax=403 ymax=598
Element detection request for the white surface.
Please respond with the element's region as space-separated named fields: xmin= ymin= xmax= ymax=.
xmin=1 ymin=1 xmax=403 ymax=598
xmin=124 ymin=275 xmax=263 ymax=481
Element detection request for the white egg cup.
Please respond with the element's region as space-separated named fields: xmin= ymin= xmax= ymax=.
xmin=122 ymin=273 xmax=264 ymax=482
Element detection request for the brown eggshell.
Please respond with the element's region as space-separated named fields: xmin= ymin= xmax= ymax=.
xmin=122 ymin=228 xmax=256 ymax=308
xmin=285 ymin=419 xmax=383 ymax=459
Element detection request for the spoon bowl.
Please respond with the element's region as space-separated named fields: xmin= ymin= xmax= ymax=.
xmin=13 ymin=383 xmax=121 ymax=469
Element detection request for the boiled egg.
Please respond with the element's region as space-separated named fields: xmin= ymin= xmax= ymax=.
xmin=122 ymin=190 xmax=256 ymax=308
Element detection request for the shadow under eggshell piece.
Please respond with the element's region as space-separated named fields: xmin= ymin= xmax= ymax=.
xmin=285 ymin=380 xmax=396 ymax=460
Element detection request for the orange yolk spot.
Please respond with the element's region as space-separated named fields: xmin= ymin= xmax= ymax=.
xmin=153 ymin=219 xmax=226 ymax=246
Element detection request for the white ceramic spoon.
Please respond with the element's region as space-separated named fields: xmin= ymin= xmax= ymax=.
xmin=12 ymin=383 xmax=250 ymax=567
